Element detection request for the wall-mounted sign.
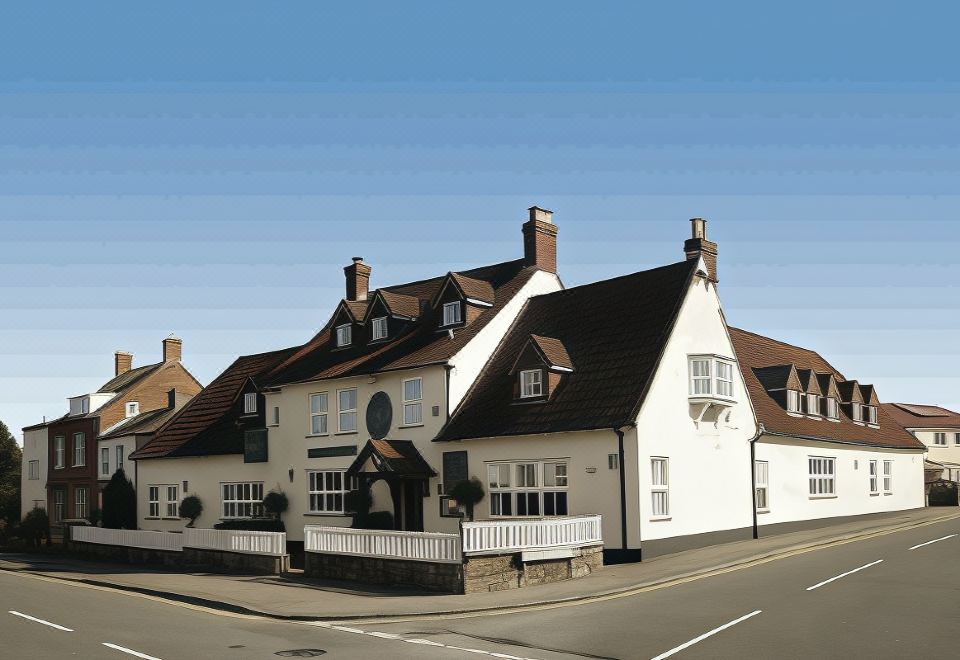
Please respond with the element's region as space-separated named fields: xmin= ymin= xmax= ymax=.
xmin=243 ymin=429 xmax=268 ymax=463
xmin=366 ymin=391 xmax=392 ymax=440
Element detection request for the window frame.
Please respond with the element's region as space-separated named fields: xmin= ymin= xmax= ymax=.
xmin=955 ymin=432 xmax=960 ymax=446
xmin=651 ymin=457 xmax=670 ymax=519
xmin=53 ymin=489 xmax=65 ymax=523
xmin=164 ymin=485 xmax=180 ymax=519
xmin=442 ymin=301 xmax=462 ymax=326
xmin=148 ymin=486 xmax=160 ymax=518
xmin=116 ymin=445 xmax=124 ymax=473
xmin=101 ymin=447 xmax=110 ymax=477
xmin=335 ymin=323 xmax=352 ymax=347
xmin=371 ymin=316 xmax=388 ymax=341
xmin=72 ymin=432 xmax=86 ymax=467
xmin=486 ymin=460 xmax=569 ymax=518
xmin=337 ymin=388 xmax=358 ymax=433
xmin=80 ymin=398 xmax=89 ymax=414
xmin=869 ymin=459 xmax=879 ymax=495
xmin=806 ymin=393 xmax=821 ymax=417
xmin=54 ymin=435 xmax=65 ymax=469
xmin=243 ymin=392 xmax=258 ymax=414
xmin=882 ymin=460 xmax=893 ymax=494
xmin=786 ymin=390 xmax=802 ymax=413
xmin=863 ymin=405 xmax=878 ymax=425
xmin=688 ymin=355 xmax=736 ymax=400
xmin=402 ymin=377 xmax=423 ymax=426
xmin=754 ymin=460 xmax=770 ymax=512
xmin=824 ymin=397 xmax=839 ymax=420
xmin=126 ymin=401 xmax=139 ymax=417
xmin=851 ymin=402 xmax=863 ymax=423
xmin=808 ymin=456 xmax=837 ymax=498
xmin=74 ymin=486 xmax=88 ymax=520
xmin=28 ymin=459 xmax=40 ymax=480
xmin=308 ymin=392 xmax=329 ymax=435
xmin=934 ymin=432 xmax=947 ymax=446
xmin=307 ymin=470 xmax=349 ymax=515
xmin=220 ymin=481 xmax=265 ymax=519
xmin=519 ymin=369 xmax=544 ymax=399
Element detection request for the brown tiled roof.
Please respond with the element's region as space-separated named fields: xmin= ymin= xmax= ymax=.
xmin=449 ymin=272 xmax=495 ymax=303
xmin=97 ymin=363 xmax=162 ymax=393
xmin=343 ymin=300 xmax=370 ymax=320
xmin=130 ymin=347 xmax=297 ymax=459
xmin=376 ymin=290 xmax=422 ymax=319
xmin=529 ymin=335 xmax=574 ymax=371
xmin=437 ymin=259 xmax=697 ymax=441
xmin=883 ymin=403 xmax=960 ymax=429
xmin=729 ymin=328 xmax=924 ymax=450
xmin=98 ymin=405 xmax=182 ymax=440
xmin=347 ymin=439 xmax=437 ymax=477
xmin=265 ymin=259 xmax=534 ymax=387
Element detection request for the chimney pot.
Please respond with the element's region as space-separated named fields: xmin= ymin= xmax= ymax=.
xmin=343 ymin=257 xmax=372 ymax=301
xmin=528 ymin=206 xmax=553 ymax=224
xmin=684 ymin=217 xmax=719 ymax=282
xmin=162 ymin=336 xmax=183 ymax=362
xmin=114 ymin=351 xmax=133 ymax=377
xmin=522 ymin=205 xmax=559 ymax=273
xmin=690 ymin=217 xmax=707 ymax=239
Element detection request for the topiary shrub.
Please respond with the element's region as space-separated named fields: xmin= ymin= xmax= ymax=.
xmin=262 ymin=491 xmax=289 ymax=519
xmin=214 ymin=518 xmax=286 ymax=532
xmin=101 ymin=468 xmax=137 ymax=529
xmin=178 ymin=495 xmax=203 ymax=527
xmin=449 ymin=477 xmax=485 ymax=521
xmin=19 ymin=508 xmax=50 ymax=548
xmin=363 ymin=510 xmax=395 ymax=530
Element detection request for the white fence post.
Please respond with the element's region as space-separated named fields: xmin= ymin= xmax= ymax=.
xmin=461 ymin=515 xmax=602 ymax=555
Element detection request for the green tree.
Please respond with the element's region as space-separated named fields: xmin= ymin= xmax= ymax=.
xmin=101 ymin=468 xmax=137 ymax=529
xmin=0 ymin=420 xmax=21 ymax=527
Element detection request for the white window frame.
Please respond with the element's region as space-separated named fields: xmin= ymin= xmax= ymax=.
xmin=955 ymin=432 xmax=960 ymax=446
xmin=80 ymin=398 xmax=89 ymax=414
xmin=786 ymin=390 xmax=801 ymax=413
xmin=371 ymin=316 xmax=388 ymax=341
xmin=442 ymin=301 xmax=462 ymax=326
xmin=54 ymin=435 xmax=65 ymax=469
xmin=863 ymin=405 xmax=877 ymax=425
xmin=335 ymin=323 xmax=352 ymax=347
xmin=754 ymin=460 xmax=769 ymax=512
xmin=164 ymin=484 xmax=179 ymax=518
xmin=309 ymin=392 xmax=329 ymax=435
xmin=101 ymin=447 xmax=110 ymax=477
xmin=715 ymin=360 xmax=734 ymax=398
xmin=689 ymin=357 xmax=712 ymax=396
xmin=882 ymin=460 xmax=892 ymax=494
xmin=74 ymin=487 xmax=88 ymax=519
xmin=337 ymin=388 xmax=358 ymax=433
xmin=220 ymin=482 xmax=264 ymax=519
xmin=934 ymin=432 xmax=947 ymax=446
xmin=271 ymin=406 xmax=280 ymax=426
xmin=126 ymin=401 xmax=139 ymax=417
xmin=869 ymin=460 xmax=879 ymax=494
xmin=402 ymin=377 xmax=423 ymax=426
xmin=825 ymin=397 xmax=839 ymax=420
xmin=148 ymin=486 xmax=160 ymax=518
xmin=651 ymin=457 xmax=670 ymax=519
xmin=519 ymin=369 xmax=544 ymax=398
xmin=72 ymin=432 xmax=86 ymax=467
xmin=806 ymin=393 xmax=820 ymax=417
xmin=808 ymin=456 xmax=836 ymax=498
xmin=116 ymin=445 xmax=124 ymax=473
xmin=243 ymin=392 xmax=257 ymax=414
xmin=851 ymin=402 xmax=863 ymax=422
xmin=688 ymin=356 xmax=736 ymax=399
xmin=28 ymin=460 xmax=40 ymax=480
xmin=486 ymin=460 xmax=569 ymax=517
xmin=307 ymin=470 xmax=349 ymax=515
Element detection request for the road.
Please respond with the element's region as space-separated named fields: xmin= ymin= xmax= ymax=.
xmin=2 ymin=516 xmax=959 ymax=659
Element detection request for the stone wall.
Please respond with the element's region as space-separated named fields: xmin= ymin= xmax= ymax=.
xmin=304 ymin=552 xmax=463 ymax=593
xmin=463 ymin=543 xmax=603 ymax=594
xmin=67 ymin=540 xmax=183 ymax=567
xmin=66 ymin=540 xmax=288 ymax=575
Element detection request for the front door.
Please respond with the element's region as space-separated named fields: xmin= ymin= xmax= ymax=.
xmin=402 ymin=480 xmax=424 ymax=532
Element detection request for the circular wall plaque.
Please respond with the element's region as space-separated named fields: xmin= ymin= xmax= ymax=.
xmin=366 ymin=391 xmax=392 ymax=439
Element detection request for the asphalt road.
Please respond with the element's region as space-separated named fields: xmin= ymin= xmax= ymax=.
xmin=2 ymin=516 xmax=958 ymax=659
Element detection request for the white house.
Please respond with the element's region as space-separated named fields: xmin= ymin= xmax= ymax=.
xmin=20 ymin=423 xmax=48 ymax=517
xmin=883 ymin=403 xmax=960 ymax=482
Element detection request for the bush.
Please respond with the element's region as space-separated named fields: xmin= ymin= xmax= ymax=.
xmin=101 ymin=468 xmax=137 ymax=529
xmin=214 ymin=518 xmax=285 ymax=532
xmin=929 ymin=481 xmax=959 ymax=506
xmin=262 ymin=491 xmax=289 ymax=518
xmin=362 ymin=510 xmax=394 ymax=530
xmin=449 ymin=478 xmax=485 ymax=521
xmin=18 ymin=508 xmax=50 ymax=548
xmin=179 ymin=495 xmax=203 ymax=526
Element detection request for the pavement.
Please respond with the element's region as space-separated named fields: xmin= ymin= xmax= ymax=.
xmin=1 ymin=506 xmax=958 ymax=622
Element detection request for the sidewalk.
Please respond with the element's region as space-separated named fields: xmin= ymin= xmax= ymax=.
xmin=2 ymin=507 xmax=958 ymax=622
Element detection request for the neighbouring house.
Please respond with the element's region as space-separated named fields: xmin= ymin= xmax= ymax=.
xmin=730 ymin=329 xmax=927 ymax=534
xmin=882 ymin=403 xmax=960 ymax=482
xmin=20 ymin=422 xmax=49 ymax=517
xmin=25 ymin=337 xmax=202 ymax=532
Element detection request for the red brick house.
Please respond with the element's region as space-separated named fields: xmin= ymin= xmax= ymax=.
xmin=41 ymin=337 xmax=202 ymax=530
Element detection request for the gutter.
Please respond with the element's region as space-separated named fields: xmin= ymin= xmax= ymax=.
xmin=749 ymin=424 xmax=765 ymax=540
xmin=613 ymin=425 xmax=633 ymax=553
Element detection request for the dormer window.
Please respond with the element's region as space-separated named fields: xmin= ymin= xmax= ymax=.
xmin=336 ymin=324 xmax=352 ymax=347
xmin=863 ymin=405 xmax=878 ymax=425
xmin=520 ymin=369 xmax=544 ymax=398
xmin=125 ymin=401 xmax=139 ymax=418
xmin=806 ymin=393 xmax=820 ymax=417
xmin=371 ymin=316 xmax=388 ymax=341
xmin=824 ymin=397 xmax=839 ymax=420
xmin=786 ymin=390 xmax=802 ymax=413
xmin=243 ymin=392 xmax=257 ymax=414
xmin=80 ymin=398 xmax=89 ymax=415
xmin=851 ymin=401 xmax=863 ymax=422
xmin=443 ymin=301 xmax=462 ymax=326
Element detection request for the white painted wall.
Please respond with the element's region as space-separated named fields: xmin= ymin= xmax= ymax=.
xmin=97 ymin=436 xmax=138 ymax=486
xmin=632 ymin=275 xmax=758 ymax=545
xmin=908 ymin=428 xmax=960 ymax=479
xmin=20 ymin=427 xmax=48 ymax=519
xmin=754 ymin=435 xmax=924 ymax=525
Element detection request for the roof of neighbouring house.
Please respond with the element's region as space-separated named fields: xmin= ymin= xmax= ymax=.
xmin=98 ymin=405 xmax=182 ymax=440
xmin=729 ymin=328 xmax=924 ymax=450
xmin=436 ymin=259 xmax=698 ymax=441
xmin=96 ymin=363 xmax=163 ymax=394
xmin=882 ymin=403 xmax=960 ymax=429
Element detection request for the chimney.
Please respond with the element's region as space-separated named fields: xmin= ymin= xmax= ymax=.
xmin=522 ymin=206 xmax=559 ymax=273
xmin=114 ymin=351 xmax=133 ymax=377
xmin=343 ymin=257 xmax=372 ymax=301
xmin=162 ymin=336 xmax=182 ymax=362
xmin=684 ymin=217 xmax=719 ymax=282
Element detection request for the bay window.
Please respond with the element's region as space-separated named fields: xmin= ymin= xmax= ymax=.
xmin=688 ymin=356 xmax=736 ymax=400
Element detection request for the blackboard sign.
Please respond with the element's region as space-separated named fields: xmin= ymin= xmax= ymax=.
xmin=366 ymin=391 xmax=392 ymax=440
xmin=307 ymin=445 xmax=358 ymax=459
xmin=442 ymin=450 xmax=468 ymax=492
xmin=244 ymin=429 xmax=268 ymax=463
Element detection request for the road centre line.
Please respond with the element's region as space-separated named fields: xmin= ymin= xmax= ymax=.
xmin=8 ymin=610 xmax=73 ymax=631
xmin=909 ymin=534 xmax=957 ymax=550
xmin=649 ymin=610 xmax=762 ymax=660
xmin=806 ymin=559 xmax=884 ymax=591
xmin=102 ymin=642 xmax=163 ymax=660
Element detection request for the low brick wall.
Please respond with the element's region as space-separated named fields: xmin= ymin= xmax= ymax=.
xmin=66 ymin=540 xmax=288 ymax=575
xmin=304 ymin=552 xmax=463 ymax=593
xmin=463 ymin=543 xmax=603 ymax=594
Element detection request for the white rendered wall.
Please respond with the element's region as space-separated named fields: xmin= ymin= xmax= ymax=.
xmin=20 ymin=427 xmax=48 ymax=518
xmin=97 ymin=436 xmax=139 ymax=486
xmin=754 ymin=435 xmax=925 ymax=526
xmin=910 ymin=428 xmax=960 ymax=478
xmin=633 ymin=275 xmax=758 ymax=544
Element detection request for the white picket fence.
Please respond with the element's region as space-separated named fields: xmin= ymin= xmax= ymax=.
xmin=304 ymin=525 xmax=462 ymax=564
xmin=70 ymin=526 xmax=287 ymax=557
xmin=461 ymin=515 xmax=603 ymax=555
xmin=183 ymin=528 xmax=287 ymax=557
xmin=71 ymin=526 xmax=184 ymax=552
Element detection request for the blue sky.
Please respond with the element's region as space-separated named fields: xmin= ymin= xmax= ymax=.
xmin=3 ymin=2 xmax=960 ymax=439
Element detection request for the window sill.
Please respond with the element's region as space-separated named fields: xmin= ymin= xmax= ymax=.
xmin=306 ymin=433 xmax=330 ymax=439
xmin=267 ymin=423 xmax=279 ymax=428
xmin=398 ymin=423 xmax=425 ymax=429
xmin=756 ymin=509 xmax=770 ymax=514
xmin=161 ymin=517 xmax=180 ymax=521
xmin=143 ymin=517 xmax=161 ymax=521
xmin=883 ymin=492 xmax=893 ymax=496
xmin=304 ymin=512 xmax=349 ymax=517
xmin=649 ymin=516 xmax=672 ymax=522
xmin=869 ymin=492 xmax=880 ymax=497
xmin=334 ymin=430 xmax=358 ymax=436
xmin=808 ymin=495 xmax=837 ymax=500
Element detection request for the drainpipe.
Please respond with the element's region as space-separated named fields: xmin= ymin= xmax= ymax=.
xmin=749 ymin=424 xmax=765 ymax=540
xmin=613 ymin=426 xmax=630 ymax=554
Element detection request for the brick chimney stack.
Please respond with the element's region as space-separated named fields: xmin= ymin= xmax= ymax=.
xmin=522 ymin=206 xmax=559 ymax=273
xmin=115 ymin=351 xmax=133 ymax=377
xmin=162 ymin=336 xmax=182 ymax=362
xmin=684 ymin=217 xmax=718 ymax=282
xmin=344 ymin=257 xmax=372 ymax=301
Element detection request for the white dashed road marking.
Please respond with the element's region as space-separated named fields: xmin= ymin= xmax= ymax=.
xmin=805 ymin=559 xmax=884 ymax=591
xmin=649 ymin=610 xmax=763 ymax=660
xmin=101 ymin=642 xmax=163 ymax=660
xmin=909 ymin=534 xmax=957 ymax=550
xmin=8 ymin=610 xmax=73 ymax=631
